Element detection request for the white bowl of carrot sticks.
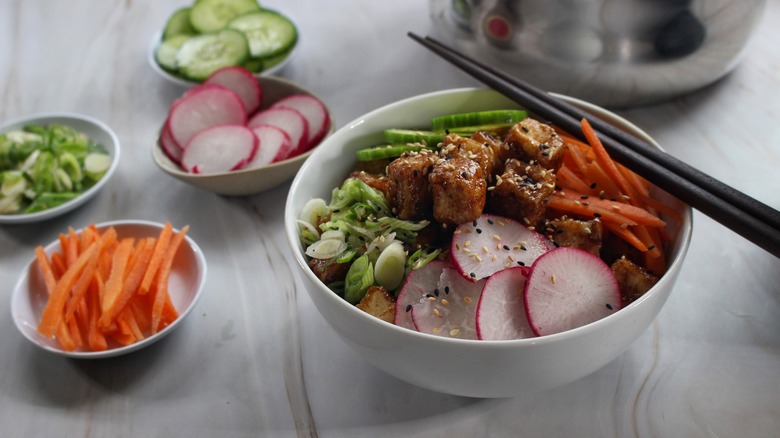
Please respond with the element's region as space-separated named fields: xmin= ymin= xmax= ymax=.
xmin=10 ymin=220 xmax=207 ymax=358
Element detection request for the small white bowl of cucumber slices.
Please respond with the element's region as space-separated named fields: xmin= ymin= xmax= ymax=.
xmin=0 ymin=113 xmax=120 ymax=225
xmin=150 ymin=0 xmax=298 ymax=86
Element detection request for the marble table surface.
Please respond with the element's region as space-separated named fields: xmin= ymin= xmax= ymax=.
xmin=1 ymin=1 xmax=779 ymax=437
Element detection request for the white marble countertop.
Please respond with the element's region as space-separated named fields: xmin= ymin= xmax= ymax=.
xmin=2 ymin=1 xmax=779 ymax=437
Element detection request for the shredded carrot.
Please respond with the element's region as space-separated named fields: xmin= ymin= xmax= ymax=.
xmin=139 ymin=222 xmax=173 ymax=295
xmin=557 ymin=166 xmax=592 ymax=194
xmin=556 ymin=190 xmax=666 ymax=227
xmin=34 ymin=247 xmax=58 ymax=296
xmin=548 ymin=194 xmax=638 ymax=227
xmin=581 ymin=118 xmax=639 ymax=202
xmin=151 ymin=225 xmax=189 ymax=334
xmin=33 ymin=222 xmax=189 ymax=351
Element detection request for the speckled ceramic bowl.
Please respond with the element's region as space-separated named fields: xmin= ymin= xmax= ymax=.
xmin=284 ymin=87 xmax=692 ymax=397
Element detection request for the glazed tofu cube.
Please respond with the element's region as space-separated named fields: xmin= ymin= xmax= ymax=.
xmin=439 ymin=133 xmax=499 ymax=180
xmin=386 ymin=150 xmax=437 ymax=220
xmin=504 ymin=118 xmax=566 ymax=170
xmin=429 ymin=157 xmax=486 ymax=225
xmin=544 ymin=218 xmax=603 ymax=255
xmin=488 ymin=159 xmax=556 ymax=228
xmin=610 ymin=256 xmax=659 ymax=305
xmin=357 ymin=286 xmax=396 ymax=323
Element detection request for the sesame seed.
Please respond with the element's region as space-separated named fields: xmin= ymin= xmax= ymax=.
xmin=433 ymin=327 xmax=440 ymax=334
xmin=464 ymin=240 xmax=471 ymax=246
xmin=441 ymin=299 xmax=449 ymax=306
xmin=482 ymin=246 xmax=489 ymax=253
xmin=493 ymin=234 xmax=501 ymax=241
xmin=444 ymin=286 xmax=450 ymax=294
xmin=517 ymin=261 xmax=525 ymax=266
xmin=487 ymin=218 xmax=494 ymax=225
xmin=464 ymin=297 xmax=473 ymax=304
xmin=433 ymin=308 xmax=441 ymax=317
xmin=405 ymin=304 xmax=412 ymax=312
xmin=476 ymin=228 xmax=482 ymax=234
xmin=606 ymin=303 xmax=613 ymax=310
xmin=428 ymin=296 xmax=436 ymax=302
xmin=434 ymin=288 xmax=440 ymax=296
xmin=450 ymin=329 xmax=460 ymax=336
xmin=551 ymin=275 xmax=556 ymax=284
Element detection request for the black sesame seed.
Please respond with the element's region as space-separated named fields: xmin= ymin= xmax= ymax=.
xmin=487 ymin=218 xmax=494 ymax=225
xmin=472 ymin=220 xmax=478 ymax=227
xmin=476 ymin=228 xmax=482 ymax=234
xmin=606 ymin=303 xmax=613 ymax=310
xmin=444 ymin=286 xmax=450 ymax=294
xmin=647 ymin=245 xmax=656 ymax=250
xmin=541 ymin=151 xmax=549 ymax=157
xmin=470 ymin=272 xmax=476 ymax=278
xmin=434 ymin=288 xmax=440 ymax=297
xmin=461 ymin=171 xmax=468 ymax=178
xmin=406 ymin=304 xmax=412 ymax=312
xmin=520 ymin=246 xmax=527 ymax=251
xmin=580 ymin=195 xmax=589 ymax=199
xmin=593 ymin=213 xmax=602 ymax=218
xmin=590 ymin=183 xmax=597 ymax=189
xmin=521 ymin=126 xmax=529 ymax=133
xmin=425 ymin=293 xmax=434 ymax=299
xmin=503 ymin=245 xmax=510 ymax=250
xmin=517 ymin=261 xmax=525 ymax=266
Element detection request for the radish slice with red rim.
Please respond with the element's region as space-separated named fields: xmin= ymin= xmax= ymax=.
xmin=166 ymin=84 xmax=247 ymax=148
xmin=451 ymin=214 xmax=550 ymax=282
xmin=476 ymin=266 xmax=534 ymax=340
xmin=524 ymin=247 xmax=622 ymax=337
xmin=204 ymin=66 xmax=262 ymax=114
xmin=247 ymin=107 xmax=309 ymax=158
xmin=272 ymin=94 xmax=330 ymax=148
xmin=247 ymin=124 xmax=293 ymax=168
xmin=394 ymin=259 xmax=449 ymax=331
xmin=410 ymin=265 xmax=484 ymax=339
xmin=159 ymin=125 xmax=183 ymax=165
xmin=181 ymin=125 xmax=258 ymax=174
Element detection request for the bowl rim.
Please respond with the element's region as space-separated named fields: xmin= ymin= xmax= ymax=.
xmin=285 ymin=86 xmax=693 ymax=347
xmin=10 ymin=219 xmax=208 ymax=359
xmin=0 ymin=112 xmax=121 ymax=225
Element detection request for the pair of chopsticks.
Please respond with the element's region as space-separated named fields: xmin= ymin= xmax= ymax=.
xmin=408 ymin=32 xmax=780 ymax=258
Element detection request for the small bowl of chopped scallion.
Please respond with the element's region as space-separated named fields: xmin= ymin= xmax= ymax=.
xmin=0 ymin=113 xmax=120 ymax=224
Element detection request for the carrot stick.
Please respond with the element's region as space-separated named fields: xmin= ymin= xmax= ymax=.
xmin=67 ymin=312 xmax=84 ymax=348
xmin=151 ymin=225 xmax=189 ymax=334
xmin=63 ymin=247 xmax=100 ymax=323
xmin=66 ymin=227 xmax=79 ymax=266
xmin=37 ymin=243 xmax=99 ymax=338
xmin=563 ymin=139 xmax=591 ymax=177
xmin=548 ymin=195 xmax=638 ymax=226
xmin=556 ymin=190 xmax=666 ymax=227
xmin=35 ymin=247 xmax=58 ymax=296
xmin=557 ymin=166 xmax=592 ymax=194
xmin=55 ymin=319 xmax=77 ymax=351
xmin=139 ymin=222 xmax=173 ymax=295
xmin=602 ymin=222 xmax=648 ymax=252
xmin=99 ymin=238 xmax=136 ymax=329
xmin=119 ymin=308 xmax=144 ymax=341
xmin=581 ymin=118 xmax=639 ymax=202
xmin=101 ymin=238 xmax=154 ymax=328
xmin=583 ymin=161 xmax=623 ymax=200
xmin=87 ymin=276 xmax=108 ymax=351
xmin=51 ymin=252 xmax=66 ymax=279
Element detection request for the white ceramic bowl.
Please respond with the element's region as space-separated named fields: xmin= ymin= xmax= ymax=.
xmin=11 ymin=220 xmax=207 ymax=359
xmin=152 ymin=75 xmax=333 ymax=196
xmin=284 ymin=88 xmax=692 ymax=398
xmin=0 ymin=113 xmax=120 ymax=224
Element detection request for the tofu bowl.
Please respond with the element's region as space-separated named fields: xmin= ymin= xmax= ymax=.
xmin=284 ymin=87 xmax=692 ymax=397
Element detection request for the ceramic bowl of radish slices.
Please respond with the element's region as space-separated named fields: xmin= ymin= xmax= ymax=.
xmin=284 ymin=87 xmax=693 ymax=398
xmin=153 ymin=67 xmax=332 ymax=195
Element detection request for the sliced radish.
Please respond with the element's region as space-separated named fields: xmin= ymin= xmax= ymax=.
xmin=166 ymin=84 xmax=247 ymax=148
xmin=394 ymin=260 xmax=449 ymax=331
xmin=476 ymin=266 xmax=534 ymax=340
xmin=204 ymin=66 xmax=262 ymax=114
xmin=159 ymin=125 xmax=183 ymax=165
xmin=524 ymin=247 xmax=622 ymax=337
xmin=247 ymin=107 xmax=309 ymax=158
xmin=451 ymin=214 xmax=550 ymax=282
xmin=246 ymin=124 xmax=293 ymax=168
xmin=410 ymin=265 xmax=484 ymax=339
xmin=272 ymin=94 xmax=330 ymax=148
xmin=181 ymin=125 xmax=258 ymax=174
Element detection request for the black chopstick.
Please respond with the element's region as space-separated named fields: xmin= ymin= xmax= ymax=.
xmin=408 ymin=32 xmax=780 ymax=258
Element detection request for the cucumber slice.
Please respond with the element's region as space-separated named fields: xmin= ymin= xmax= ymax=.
xmin=176 ymin=29 xmax=250 ymax=81
xmin=383 ymin=129 xmax=445 ymax=146
xmin=189 ymin=0 xmax=261 ymax=33
xmin=162 ymin=7 xmax=196 ymax=40
xmin=227 ymin=10 xmax=297 ymax=58
xmin=430 ymin=110 xmax=527 ymax=131
xmin=448 ymin=123 xmax=516 ymax=135
xmin=155 ymin=34 xmax=191 ymax=72
xmin=356 ymin=144 xmax=435 ymax=161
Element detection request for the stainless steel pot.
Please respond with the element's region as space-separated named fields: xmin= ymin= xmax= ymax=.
xmin=429 ymin=0 xmax=766 ymax=108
